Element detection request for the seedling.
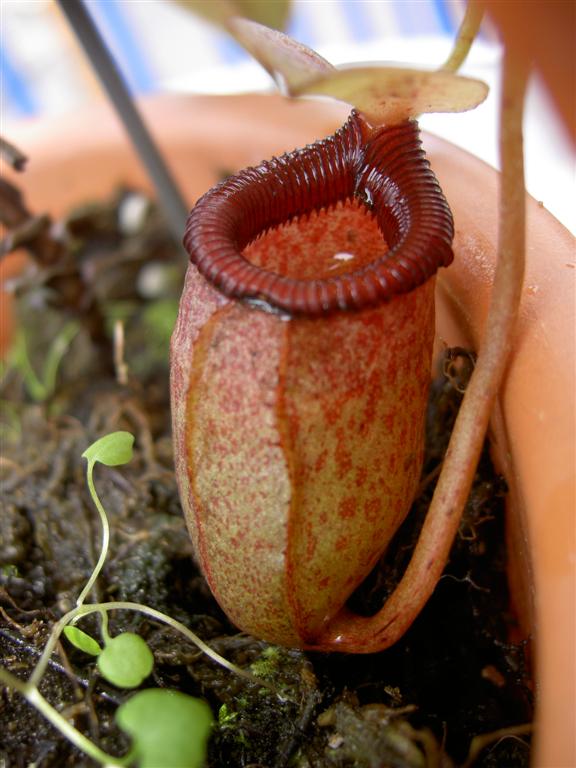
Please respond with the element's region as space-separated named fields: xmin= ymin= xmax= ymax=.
xmin=65 ymin=619 xmax=155 ymax=690
xmin=76 ymin=430 xmax=135 ymax=607
xmin=0 ymin=431 xmax=271 ymax=766
xmin=7 ymin=320 xmax=79 ymax=402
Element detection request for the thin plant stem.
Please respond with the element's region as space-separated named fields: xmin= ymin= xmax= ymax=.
xmin=75 ymin=460 xmax=110 ymax=608
xmin=441 ymin=1 xmax=486 ymax=73
xmin=99 ymin=607 xmax=111 ymax=643
xmin=373 ymin=48 xmax=527 ymax=644
xmin=29 ymin=607 xmax=83 ymax=688
xmin=322 ymin=47 xmax=527 ymax=651
xmin=29 ymin=601 xmax=276 ymax=695
xmin=55 ymin=0 xmax=189 ymax=246
xmin=0 ymin=667 xmax=128 ymax=766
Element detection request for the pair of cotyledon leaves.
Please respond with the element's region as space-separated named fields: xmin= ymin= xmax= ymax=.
xmin=176 ymin=1 xmax=489 ymax=125
xmin=66 ymin=624 xmax=212 ymax=767
xmin=63 ymin=432 xmax=213 ymax=767
xmin=64 ymin=625 xmax=154 ymax=688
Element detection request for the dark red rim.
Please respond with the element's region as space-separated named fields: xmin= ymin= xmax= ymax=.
xmin=183 ymin=112 xmax=454 ymax=316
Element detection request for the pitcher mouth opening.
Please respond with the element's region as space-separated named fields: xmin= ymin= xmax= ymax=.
xmin=183 ymin=112 xmax=454 ymax=316
xmin=244 ymin=198 xmax=389 ymax=282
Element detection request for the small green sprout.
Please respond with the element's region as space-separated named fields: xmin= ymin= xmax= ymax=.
xmin=0 ymin=430 xmax=268 ymax=767
xmin=76 ymin=431 xmax=134 ymax=607
xmin=116 ymin=689 xmax=213 ymax=768
xmin=9 ymin=320 xmax=79 ymax=402
xmin=64 ymin=624 xmax=154 ymax=689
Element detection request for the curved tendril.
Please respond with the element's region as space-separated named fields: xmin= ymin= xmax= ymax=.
xmin=315 ymin=47 xmax=528 ymax=653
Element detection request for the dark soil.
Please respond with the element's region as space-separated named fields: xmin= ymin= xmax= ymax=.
xmin=0 ymin=190 xmax=533 ymax=767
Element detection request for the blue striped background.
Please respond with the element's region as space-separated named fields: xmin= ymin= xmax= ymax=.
xmin=1 ymin=0 xmax=467 ymax=119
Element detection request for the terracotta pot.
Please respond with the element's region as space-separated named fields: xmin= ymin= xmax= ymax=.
xmin=4 ymin=93 xmax=574 ymax=766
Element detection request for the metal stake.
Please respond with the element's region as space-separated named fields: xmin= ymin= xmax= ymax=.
xmin=56 ymin=0 xmax=189 ymax=246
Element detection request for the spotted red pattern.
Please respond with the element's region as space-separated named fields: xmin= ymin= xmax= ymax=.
xmin=171 ymin=111 xmax=453 ymax=648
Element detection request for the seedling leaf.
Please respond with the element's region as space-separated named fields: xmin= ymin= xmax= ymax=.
xmin=227 ymin=17 xmax=334 ymax=93
xmin=63 ymin=626 xmax=102 ymax=656
xmin=116 ymin=689 xmax=213 ymax=768
xmin=97 ymin=632 xmax=153 ymax=689
xmin=293 ymin=65 xmax=489 ymax=125
xmin=82 ymin=431 xmax=134 ymax=467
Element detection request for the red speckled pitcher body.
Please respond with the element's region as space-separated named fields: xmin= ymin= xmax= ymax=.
xmin=171 ymin=113 xmax=453 ymax=650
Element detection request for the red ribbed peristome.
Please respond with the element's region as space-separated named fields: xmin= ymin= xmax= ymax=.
xmin=183 ymin=112 xmax=453 ymax=315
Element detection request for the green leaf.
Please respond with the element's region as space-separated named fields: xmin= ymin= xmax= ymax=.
xmin=116 ymin=689 xmax=213 ymax=768
xmin=97 ymin=632 xmax=153 ymax=689
xmin=293 ymin=65 xmax=489 ymax=125
xmin=63 ymin=626 xmax=102 ymax=656
xmin=227 ymin=17 xmax=334 ymax=92
xmin=82 ymin=431 xmax=134 ymax=467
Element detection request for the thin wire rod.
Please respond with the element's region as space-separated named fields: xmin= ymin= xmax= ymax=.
xmin=56 ymin=0 xmax=189 ymax=246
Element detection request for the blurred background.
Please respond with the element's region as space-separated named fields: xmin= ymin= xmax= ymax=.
xmin=1 ymin=0 xmax=574 ymax=233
